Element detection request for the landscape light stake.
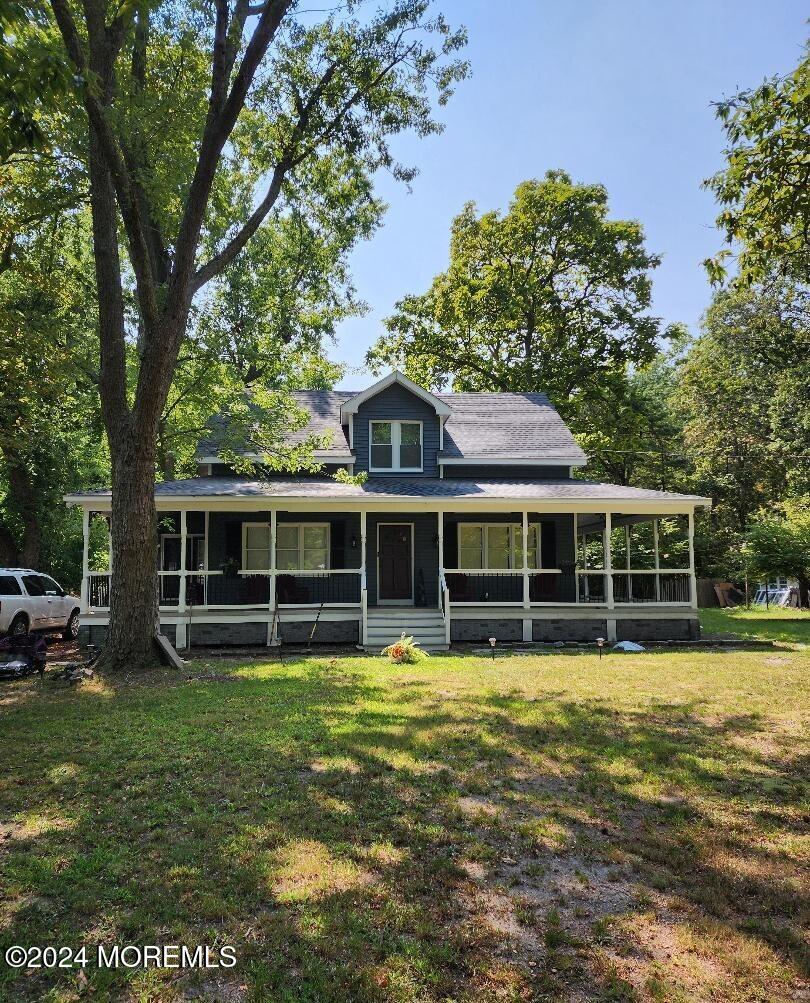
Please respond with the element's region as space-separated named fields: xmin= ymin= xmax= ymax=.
xmin=596 ymin=637 xmax=605 ymax=660
xmin=489 ymin=637 xmax=496 ymax=661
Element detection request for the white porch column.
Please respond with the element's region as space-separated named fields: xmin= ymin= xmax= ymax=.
xmin=573 ymin=512 xmax=579 ymax=603
xmin=178 ymin=509 xmax=187 ymax=611
xmin=604 ymin=512 xmax=614 ymax=609
xmin=653 ymin=518 xmax=661 ymax=602
xmin=625 ymin=524 xmax=632 ymax=602
xmin=522 ymin=510 xmax=530 ymax=610
xmin=360 ymin=510 xmax=367 ymax=575
xmin=81 ymin=508 xmax=90 ymax=612
xmin=360 ymin=510 xmax=368 ymax=647
xmin=268 ymin=509 xmax=278 ymax=646
xmin=437 ymin=511 xmax=444 ymax=610
xmin=270 ymin=509 xmax=277 ymax=604
xmin=688 ymin=510 xmax=697 ymax=609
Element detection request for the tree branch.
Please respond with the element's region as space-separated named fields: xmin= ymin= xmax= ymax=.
xmin=49 ymin=0 xmax=161 ymax=333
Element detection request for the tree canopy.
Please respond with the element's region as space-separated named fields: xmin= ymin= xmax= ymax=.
xmin=3 ymin=0 xmax=468 ymax=667
xmin=368 ymin=172 xmax=663 ymax=420
xmin=704 ymin=41 xmax=810 ymax=286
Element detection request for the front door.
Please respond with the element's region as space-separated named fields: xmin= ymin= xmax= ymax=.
xmin=377 ymin=524 xmax=413 ymax=604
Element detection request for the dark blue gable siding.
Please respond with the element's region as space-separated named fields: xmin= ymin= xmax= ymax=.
xmin=353 ymin=385 xmax=441 ymax=476
xmin=444 ymin=465 xmax=573 ymax=480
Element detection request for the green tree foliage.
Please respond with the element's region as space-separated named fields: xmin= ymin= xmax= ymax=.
xmin=3 ymin=0 xmax=468 ymax=667
xmin=158 ymin=201 xmax=377 ymax=477
xmin=674 ymin=281 xmax=809 ymax=575
xmin=368 ymin=172 xmax=663 ymax=421
xmin=578 ymin=330 xmax=690 ymax=492
xmin=745 ymin=501 xmax=810 ymax=606
xmin=0 ymin=207 xmax=106 ymax=585
xmin=705 ymin=42 xmax=810 ymax=285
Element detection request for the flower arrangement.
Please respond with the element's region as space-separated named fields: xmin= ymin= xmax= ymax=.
xmin=381 ymin=632 xmax=429 ymax=664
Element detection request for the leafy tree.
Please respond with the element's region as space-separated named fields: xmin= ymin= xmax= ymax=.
xmin=704 ymin=42 xmax=810 ymax=285
xmin=7 ymin=0 xmax=467 ymax=668
xmin=368 ymin=172 xmax=663 ymax=420
xmin=0 ymin=207 xmax=107 ymax=584
xmin=673 ymin=281 xmax=809 ymax=575
xmin=745 ymin=501 xmax=810 ymax=607
xmin=577 ymin=331 xmax=690 ymax=492
xmin=158 ymin=201 xmax=375 ymax=477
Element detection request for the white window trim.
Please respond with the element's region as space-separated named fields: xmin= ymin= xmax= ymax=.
xmin=369 ymin=420 xmax=423 ymax=472
xmin=458 ymin=522 xmax=542 ymax=570
xmin=242 ymin=521 xmax=331 ymax=572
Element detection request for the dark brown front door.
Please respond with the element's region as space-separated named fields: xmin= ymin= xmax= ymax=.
xmin=378 ymin=524 xmax=413 ymax=602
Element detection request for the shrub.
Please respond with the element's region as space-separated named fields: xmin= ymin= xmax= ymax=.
xmin=381 ymin=632 xmax=428 ymax=664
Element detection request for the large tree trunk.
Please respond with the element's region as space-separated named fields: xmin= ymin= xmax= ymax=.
xmin=798 ymin=576 xmax=809 ymax=610
xmin=102 ymin=425 xmax=160 ymax=670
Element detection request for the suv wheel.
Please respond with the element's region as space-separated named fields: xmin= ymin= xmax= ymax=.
xmin=63 ymin=610 xmax=80 ymax=641
xmin=9 ymin=614 xmax=28 ymax=637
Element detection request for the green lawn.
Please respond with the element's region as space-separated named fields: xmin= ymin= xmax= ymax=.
xmin=700 ymin=605 xmax=810 ymax=646
xmin=1 ymin=650 xmax=808 ymax=1002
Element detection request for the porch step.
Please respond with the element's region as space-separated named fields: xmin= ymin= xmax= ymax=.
xmin=365 ymin=609 xmax=448 ymax=651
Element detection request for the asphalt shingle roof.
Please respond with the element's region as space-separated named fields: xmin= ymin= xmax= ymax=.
xmin=195 ymin=389 xmax=587 ymax=463
xmin=70 ymin=477 xmax=709 ymax=504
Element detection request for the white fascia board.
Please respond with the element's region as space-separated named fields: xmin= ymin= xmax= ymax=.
xmin=338 ymin=370 xmax=452 ymax=421
xmin=438 ymin=456 xmax=587 ymax=467
xmin=64 ymin=494 xmax=711 ymax=513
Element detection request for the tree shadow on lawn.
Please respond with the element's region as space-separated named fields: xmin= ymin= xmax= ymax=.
xmin=0 ymin=662 xmax=806 ymax=1002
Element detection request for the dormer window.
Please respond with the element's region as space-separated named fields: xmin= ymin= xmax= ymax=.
xmin=370 ymin=420 xmax=423 ymax=472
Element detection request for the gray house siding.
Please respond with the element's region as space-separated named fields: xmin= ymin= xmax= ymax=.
xmin=443 ymin=465 xmax=572 ymax=479
xmin=366 ymin=512 xmax=439 ymax=607
xmin=353 ymin=384 xmax=441 ymax=476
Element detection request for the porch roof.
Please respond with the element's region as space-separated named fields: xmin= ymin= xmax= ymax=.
xmin=66 ymin=477 xmax=711 ymax=508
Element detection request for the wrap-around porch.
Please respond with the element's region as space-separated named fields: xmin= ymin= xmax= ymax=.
xmin=78 ymin=501 xmax=699 ymax=649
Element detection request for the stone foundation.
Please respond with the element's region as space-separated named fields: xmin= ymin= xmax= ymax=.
xmin=451 ymin=619 xmax=523 ymax=643
xmin=533 ymin=619 xmax=608 ymax=642
xmin=278 ymin=620 xmax=359 ymax=645
xmin=616 ymin=618 xmax=699 ymax=642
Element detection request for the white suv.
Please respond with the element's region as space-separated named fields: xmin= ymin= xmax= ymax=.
xmin=0 ymin=570 xmax=80 ymax=640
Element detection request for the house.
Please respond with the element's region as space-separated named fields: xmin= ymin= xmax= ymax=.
xmin=66 ymin=371 xmax=711 ymax=650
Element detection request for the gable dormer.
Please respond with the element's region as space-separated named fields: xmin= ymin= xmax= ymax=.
xmin=341 ymin=371 xmax=451 ymax=477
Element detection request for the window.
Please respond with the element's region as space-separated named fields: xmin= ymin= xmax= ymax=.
xmin=369 ymin=421 xmax=423 ymax=471
xmin=243 ymin=523 xmax=330 ymax=571
xmin=38 ymin=575 xmax=63 ymax=595
xmin=0 ymin=575 xmax=22 ymax=596
xmin=243 ymin=524 xmax=271 ymax=571
xmin=21 ymin=574 xmax=46 ymax=596
xmin=457 ymin=524 xmax=541 ymax=569
xmin=276 ymin=524 xmax=330 ymax=570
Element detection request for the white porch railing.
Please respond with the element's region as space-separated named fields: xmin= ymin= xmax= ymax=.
xmin=575 ymin=569 xmax=692 ymax=606
xmin=85 ymin=568 xmax=363 ymax=612
xmin=442 ymin=567 xmax=693 ymax=608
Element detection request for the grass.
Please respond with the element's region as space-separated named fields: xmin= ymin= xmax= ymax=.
xmin=700 ymin=605 xmax=810 ymax=646
xmin=1 ymin=648 xmax=808 ymax=1002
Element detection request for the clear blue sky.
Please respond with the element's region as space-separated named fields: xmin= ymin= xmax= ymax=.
xmin=331 ymin=0 xmax=807 ymax=389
